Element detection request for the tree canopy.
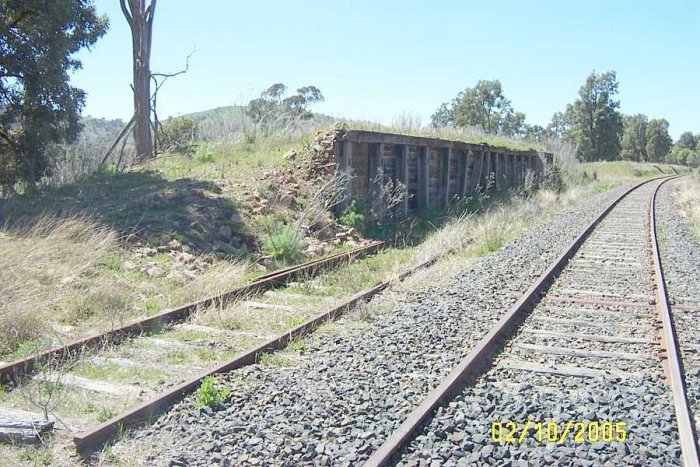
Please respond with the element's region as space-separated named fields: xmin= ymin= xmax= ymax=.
xmin=620 ymin=114 xmax=648 ymax=161
xmin=430 ymin=80 xmax=526 ymax=136
xmin=0 ymin=0 xmax=107 ymax=194
xmin=645 ymin=118 xmax=672 ymax=162
xmin=246 ymin=83 xmax=324 ymax=133
xmin=564 ymin=70 xmax=623 ymax=161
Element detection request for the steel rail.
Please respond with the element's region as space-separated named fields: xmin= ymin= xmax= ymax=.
xmin=650 ymin=177 xmax=699 ymax=466
xmin=364 ymin=176 xmax=672 ymax=466
xmin=0 ymin=240 xmax=384 ymax=386
xmin=73 ymin=246 xmax=447 ymax=453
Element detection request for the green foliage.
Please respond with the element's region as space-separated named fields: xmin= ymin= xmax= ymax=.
xmin=338 ymin=200 xmax=365 ymax=230
xmin=475 ymin=231 xmax=506 ymax=257
xmin=677 ymin=131 xmax=696 ymax=150
xmin=158 ymin=116 xmax=200 ymax=156
xmin=18 ymin=447 xmax=53 ymax=465
xmin=96 ymin=406 xmax=117 ymax=422
xmin=194 ymin=145 xmax=217 ymax=163
xmin=196 ymin=376 xmax=230 ymax=408
xmin=431 ymin=80 xmax=526 ymax=136
xmin=620 ymin=114 xmax=648 ymax=161
xmin=645 ymin=119 xmax=673 ymax=162
xmin=246 ymin=83 xmax=324 ymax=133
xmin=0 ymin=0 xmax=108 ymax=194
xmin=261 ymin=224 xmax=306 ymax=265
xmin=564 ymin=70 xmax=623 ymax=161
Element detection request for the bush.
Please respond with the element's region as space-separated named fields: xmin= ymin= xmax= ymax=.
xmin=261 ymin=225 xmax=306 ymax=265
xmin=196 ymin=376 xmax=230 ymax=408
xmin=158 ymin=117 xmax=200 ymax=156
xmin=338 ymin=200 xmax=365 ymax=230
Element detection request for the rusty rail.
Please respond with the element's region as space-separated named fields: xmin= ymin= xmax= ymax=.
xmin=650 ymin=178 xmax=699 ymax=466
xmin=0 ymin=241 xmax=384 ymax=386
xmin=73 ymin=248 xmax=444 ymax=453
xmin=364 ymin=177 xmax=676 ymax=466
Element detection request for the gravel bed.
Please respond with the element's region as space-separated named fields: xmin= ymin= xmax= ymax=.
xmin=397 ymin=371 xmax=680 ymax=466
xmin=656 ymin=178 xmax=700 ymax=448
xmin=115 ymin=185 xmax=635 ymax=466
xmin=396 ymin=180 xmax=681 ymax=465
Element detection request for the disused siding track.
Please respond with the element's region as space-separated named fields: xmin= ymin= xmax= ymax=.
xmin=0 ymin=241 xmax=384 ymax=387
xmin=366 ymin=176 xmax=700 ymax=466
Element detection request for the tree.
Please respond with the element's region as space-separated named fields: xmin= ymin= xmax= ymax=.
xmin=245 ymin=83 xmax=324 ymax=132
xmin=566 ymin=70 xmax=623 ymax=161
xmin=431 ymin=80 xmax=526 ymax=135
xmin=677 ymin=131 xmax=696 ymax=150
xmin=620 ymin=114 xmax=648 ymax=161
xmin=454 ymin=80 xmax=514 ymax=134
xmin=120 ymin=0 xmax=156 ymax=163
xmin=645 ymin=119 xmax=672 ymax=162
xmin=547 ymin=111 xmax=571 ymax=138
xmin=0 ymin=0 xmax=108 ymax=195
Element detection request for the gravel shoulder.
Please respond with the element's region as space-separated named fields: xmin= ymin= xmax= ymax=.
xmin=107 ymin=183 xmax=642 ymax=466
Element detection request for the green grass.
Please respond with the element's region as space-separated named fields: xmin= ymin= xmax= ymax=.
xmin=475 ymin=231 xmax=506 ymax=256
xmin=18 ymin=447 xmax=53 ymax=465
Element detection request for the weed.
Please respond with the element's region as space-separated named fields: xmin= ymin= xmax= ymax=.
xmin=97 ymin=406 xmax=117 ymax=422
xmin=18 ymin=447 xmax=53 ymax=465
xmin=475 ymin=231 xmax=506 ymax=257
xmin=167 ymin=350 xmax=188 ymax=364
xmin=286 ymin=338 xmax=307 ymax=352
xmin=102 ymin=251 xmax=123 ymax=272
xmin=261 ymin=225 xmax=306 ymax=265
xmin=116 ymin=422 xmax=127 ymax=441
xmin=338 ymin=200 xmax=365 ymax=230
xmin=285 ymin=314 xmax=310 ymax=329
xmin=196 ymin=349 xmax=216 ymax=361
xmin=196 ymin=376 xmax=230 ymax=408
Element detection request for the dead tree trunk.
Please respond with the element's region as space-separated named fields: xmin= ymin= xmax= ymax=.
xmin=120 ymin=0 xmax=156 ymax=163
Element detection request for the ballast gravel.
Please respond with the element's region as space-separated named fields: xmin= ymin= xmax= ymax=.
xmin=118 ymin=184 xmax=647 ymax=466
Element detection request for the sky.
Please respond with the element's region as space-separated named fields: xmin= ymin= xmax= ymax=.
xmin=72 ymin=0 xmax=700 ymax=139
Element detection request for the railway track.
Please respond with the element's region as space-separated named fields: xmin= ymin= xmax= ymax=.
xmin=368 ymin=176 xmax=700 ymax=466
xmin=0 ymin=242 xmax=387 ymax=443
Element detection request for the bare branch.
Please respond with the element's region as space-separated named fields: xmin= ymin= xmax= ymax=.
xmin=119 ymin=0 xmax=132 ymax=25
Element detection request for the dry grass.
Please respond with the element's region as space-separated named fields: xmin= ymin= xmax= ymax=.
xmin=674 ymin=174 xmax=700 ymax=240
xmin=0 ymin=215 xmax=117 ymax=356
xmin=411 ymin=186 xmax=589 ymax=266
xmin=0 ymin=213 xmax=250 ymax=359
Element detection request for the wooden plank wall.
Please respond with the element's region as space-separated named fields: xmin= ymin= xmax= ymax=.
xmin=335 ymin=131 xmax=551 ymax=215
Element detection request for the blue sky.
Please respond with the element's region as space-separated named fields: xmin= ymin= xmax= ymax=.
xmin=72 ymin=0 xmax=699 ymax=138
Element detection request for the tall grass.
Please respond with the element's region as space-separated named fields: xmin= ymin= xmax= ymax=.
xmin=675 ymin=176 xmax=700 ymax=240
xmin=0 ymin=216 xmax=117 ymax=355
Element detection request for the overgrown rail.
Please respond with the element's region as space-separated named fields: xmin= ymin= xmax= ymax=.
xmin=0 ymin=241 xmax=384 ymax=386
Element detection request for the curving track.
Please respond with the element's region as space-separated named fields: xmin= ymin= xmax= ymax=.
xmin=369 ymin=177 xmax=700 ymax=466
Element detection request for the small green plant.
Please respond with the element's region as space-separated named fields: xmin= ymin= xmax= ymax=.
xmin=338 ymin=200 xmax=365 ymax=230
xmin=18 ymin=447 xmax=53 ymax=465
xmin=194 ymin=146 xmax=217 ymax=163
xmin=116 ymin=422 xmax=127 ymax=441
xmin=196 ymin=349 xmax=216 ymax=361
xmin=96 ymin=406 xmax=117 ymax=422
xmin=261 ymin=225 xmax=306 ymax=265
xmin=101 ymin=251 xmax=122 ymax=272
xmin=196 ymin=376 xmax=230 ymax=408
xmin=475 ymin=232 xmax=505 ymax=257
xmin=287 ymin=338 xmax=307 ymax=352
xmin=285 ymin=314 xmax=310 ymax=329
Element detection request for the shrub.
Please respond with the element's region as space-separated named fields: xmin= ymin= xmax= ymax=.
xmin=196 ymin=376 xmax=230 ymax=408
xmin=338 ymin=200 xmax=365 ymax=230
xmin=261 ymin=225 xmax=306 ymax=265
xmin=158 ymin=117 xmax=200 ymax=156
